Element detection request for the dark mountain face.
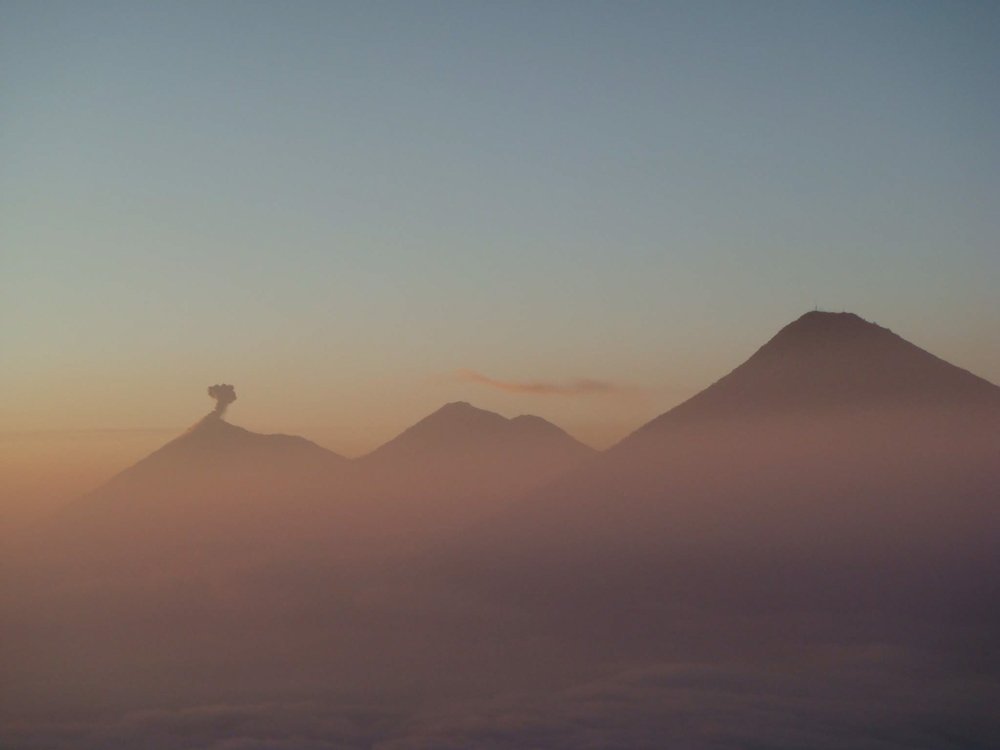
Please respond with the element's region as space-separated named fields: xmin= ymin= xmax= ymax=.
xmin=5 ymin=314 xmax=998 ymax=745
xmin=85 ymin=413 xmax=346 ymax=509
xmin=630 ymin=311 xmax=1000 ymax=436
xmin=37 ymin=413 xmax=352 ymax=572
xmin=354 ymin=401 xmax=595 ymax=540
xmin=448 ymin=312 xmax=1000 ymax=629
xmin=363 ymin=401 xmax=591 ymax=468
xmin=4 ymin=401 xmax=601 ymax=715
xmin=37 ymin=401 xmax=595 ymax=571
xmin=100 ymin=412 xmax=347 ymax=489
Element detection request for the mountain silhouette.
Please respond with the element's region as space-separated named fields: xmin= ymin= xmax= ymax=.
xmin=364 ymin=401 xmax=591 ymax=467
xmin=629 ymin=311 xmax=999 ymax=435
xmin=450 ymin=311 xmax=1000 ymax=623
xmin=109 ymin=411 xmax=345 ymax=481
xmin=41 ymin=410 xmax=350 ymax=571
xmin=354 ymin=401 xmax=594 ymax=538
xmin=7 ymin=313 xmax=999 ymax=739
xmin=40 ymin=401 xmax=594 ymax=570
xmin=84 ymin=411 xmax=346 ymax=510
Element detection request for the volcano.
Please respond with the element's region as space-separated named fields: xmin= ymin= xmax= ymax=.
xmin=629 ymin=310 xmax=1000 ymax=434
xmin=42 ymin=406 xmax=350 ymax=572
xmin=42 ymin=399 xmax=594 ymax=569
xmin=353 ymin=401 xmax=594 ymax=538
xmin=94 ymin=410 xmax=347 ymax=496
xmin=361 ymin=401 xmax=592 ymax=482
xmin=454 ymin=312 xmax=1000 ymax=621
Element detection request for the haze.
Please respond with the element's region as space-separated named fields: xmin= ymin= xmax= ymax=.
xmin=2 ymin=2 xmax=999 ymax=748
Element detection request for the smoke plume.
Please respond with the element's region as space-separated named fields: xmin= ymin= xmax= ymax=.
xmin=207 ymin=384 xmax=237 ymax=417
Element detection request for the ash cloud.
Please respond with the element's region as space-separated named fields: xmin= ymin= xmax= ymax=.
xmin=457 ymin=369 xmax=629 ymax=397
xmin=207 ymin=384 xmax=237 ymax=417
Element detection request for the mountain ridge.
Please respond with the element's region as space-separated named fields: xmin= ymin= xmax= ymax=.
xmin=450 ymin=310 xmax=1000 ymax=569
xmin=622 ymin=311 xmax=999 ymax=447
xmin=361 ymin=400 xmax=592 ymax=462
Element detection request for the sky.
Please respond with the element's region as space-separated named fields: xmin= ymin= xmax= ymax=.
xmin=2 ymin=1 xmax=999 ymax=512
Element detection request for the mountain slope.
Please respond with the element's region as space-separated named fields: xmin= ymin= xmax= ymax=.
xmin=37 ymin=401 xmax=595 ymax=570
xmin=354 ymin=401 xmax=595 ymax=536
xmin=363 ymin=401 xmax=591 ymax=468
xmin=41 ymin=411 xmax=351 ymax=571
xmin=93 ymin=412 xmax=346 ymax=497
xmin=629 ymin=311 xmax=999 ymax=435
xmin=443 ymin=312 xmax=1000 ymax=623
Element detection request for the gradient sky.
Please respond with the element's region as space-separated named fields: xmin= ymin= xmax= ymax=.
xmin=2 ymin=1 xmax=999 ymax=505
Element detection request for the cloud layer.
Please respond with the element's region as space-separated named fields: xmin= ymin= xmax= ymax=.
xmin=6 ymin=653 xmax=997 ymax=750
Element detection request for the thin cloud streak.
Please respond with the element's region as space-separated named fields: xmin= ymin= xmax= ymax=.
xmin=456 ymin=369 xmax=632 ymax=397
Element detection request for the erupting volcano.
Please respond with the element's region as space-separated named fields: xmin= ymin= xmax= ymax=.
xmin=207 ymin=383 xmax=237 ymax=418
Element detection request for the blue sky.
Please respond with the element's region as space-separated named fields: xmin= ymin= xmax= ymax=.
xmin=2 ymin=1 xmax=998 ymax=453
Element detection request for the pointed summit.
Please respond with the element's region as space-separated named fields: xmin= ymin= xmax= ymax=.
xmin=129 ymin=385 xmax=342 ymax=470
xmin=389 ymin=401 xmax=511 ymax=447
xmin=456 ymin=313 xmax=1000 ymax=608
xmin=771 ymin=310 xmax=891 ymax=342
xmin=633 ymin=311 xmax=999 ymax=435
xmin=364 ymin=401 xmax=590 ymax=463
xmin=357 ymin=402 xmax=594 ymax=519
xmin=65 ymin=393 xmax=346 ymax=526
xmin=742 ymin=311 xmax=952 ymax=372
